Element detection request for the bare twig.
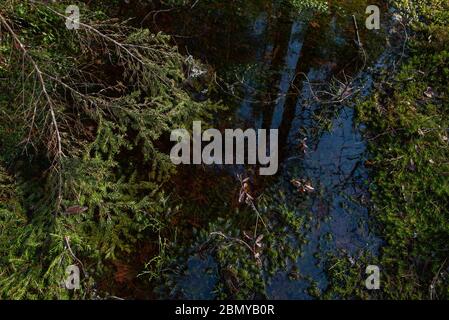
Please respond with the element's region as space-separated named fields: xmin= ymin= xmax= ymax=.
xmin=209 ymin=231 xmax=262 ymax=264
xmin=64 ymin=236 xmax=87 ymax=277
xmin=0 ymin=13 xmax=63 ymax=159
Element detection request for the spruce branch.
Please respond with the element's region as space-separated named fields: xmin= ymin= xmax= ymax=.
xmin=0 ymin=13 xmax=64 ymax=159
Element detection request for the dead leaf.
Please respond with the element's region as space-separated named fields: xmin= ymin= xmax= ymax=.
xmin=424 ymin=87 xmax=435 ymax=98
xmin=299 ymin=138 xmax=308 ymax=154
xmin=64 ymin=205 xmax=88 ymax=215
xmin=408 ymin=159 xmax=416 ymax=172
xmin=291 ymin=179 xmax=314 ymax=193
xmin=255 ymin=234 xmax=264 ymax=247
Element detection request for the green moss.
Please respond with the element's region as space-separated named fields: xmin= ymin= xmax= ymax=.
xmin=326 ymin=0 xmax=449 ymax=300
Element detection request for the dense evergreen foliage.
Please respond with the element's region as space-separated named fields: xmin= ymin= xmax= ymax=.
xmin=0 ymin=0 xmax=221 ymax=298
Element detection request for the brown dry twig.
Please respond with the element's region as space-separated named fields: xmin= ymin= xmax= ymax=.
xmin=0 ymin=13 xmax=63 ymax=159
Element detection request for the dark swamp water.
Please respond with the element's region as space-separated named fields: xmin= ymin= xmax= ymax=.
xmin=116 ymin=0 xmax=398 ymax=299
